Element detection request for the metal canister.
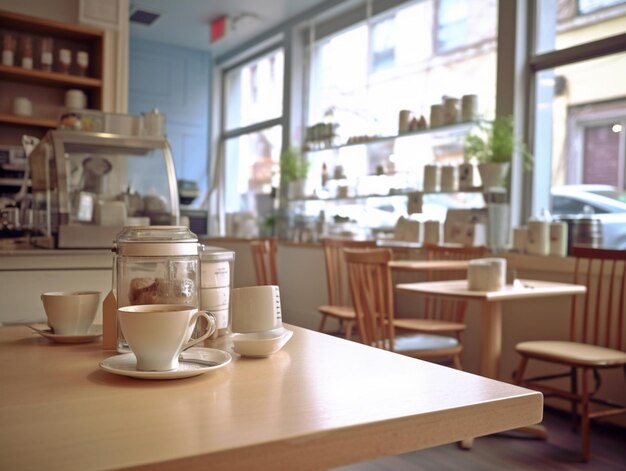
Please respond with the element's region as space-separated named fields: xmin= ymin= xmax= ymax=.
xmin=555 ymin=216 xmax=603 ymax=254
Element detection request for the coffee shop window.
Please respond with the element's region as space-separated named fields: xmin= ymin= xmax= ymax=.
xmin=529 ymin=0 xmax=626 ymax=248
xmin=220 ymin=48 xmax=284 ymax=237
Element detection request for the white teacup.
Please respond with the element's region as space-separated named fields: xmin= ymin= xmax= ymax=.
xmin=231 ymin=285 xmax=282 ymax=334
xmin=118 ymin=304 xmax=216 ymax=371
xmin=41 ymin=291 xmax=100 ymax=335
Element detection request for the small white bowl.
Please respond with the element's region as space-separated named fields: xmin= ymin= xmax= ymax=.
xmin=231 ymin=328 xmax=293 ymax=358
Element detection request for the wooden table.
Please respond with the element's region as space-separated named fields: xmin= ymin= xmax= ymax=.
xmin=0 ymin=324 xmax=542 ymax=471
xmin=396 ymin=279 xmax=586 ymax=379
xmin=389 ymin=260 xmax=469 ymax=272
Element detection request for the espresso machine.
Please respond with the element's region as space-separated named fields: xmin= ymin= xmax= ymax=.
xmin=28 ymin=129 xmax=180 ymax=248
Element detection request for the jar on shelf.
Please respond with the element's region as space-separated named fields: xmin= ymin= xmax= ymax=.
xmin=2 ymin=32 xmax=16 ymax=66
xmin=40 ymin=37 xmax=53 ymax=71
xmin=76 ymin=51 xmax=89 ymax=76
xmin=20 ymin=35 xmax=33 ymax=69
xmin=58 ymin=48 xmax=71 ymax=74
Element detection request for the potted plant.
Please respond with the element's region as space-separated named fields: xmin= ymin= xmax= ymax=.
xmin=464 ymin=115 xmax=532 ymax=189
xmin=280 ymin=147 xmax=309 ymax=199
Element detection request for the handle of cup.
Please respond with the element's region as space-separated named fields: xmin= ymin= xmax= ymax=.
xmin=182 ymin=310 xmax=216 ymax=351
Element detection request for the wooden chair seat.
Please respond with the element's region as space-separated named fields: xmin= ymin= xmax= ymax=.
xmin=318 ymin=305 xmax=355 ymax=321
xmin=516 ymin=340 xmax=626 ymax=367
xmin=393 ymin=318 xmax=466 ymax=334
xmin=394 ymin=333 xmax=461 ymax=353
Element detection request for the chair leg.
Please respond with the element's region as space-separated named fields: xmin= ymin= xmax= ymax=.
xmin=452 ymin=354 xmax=463 ymax=371
xmin=344 ymin=321 xmax=354 ymax=340
xmin=580 ymin=367 xmax=591 ymax=462
xmin=513 ymin=355 xmax=528 ymax=385
xmin=318 ymin=315 xmax=327 ymax=334
xmin=571 ymin=366 xmax=579 ymax=432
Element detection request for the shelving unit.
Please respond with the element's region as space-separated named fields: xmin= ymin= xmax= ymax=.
xmin=285 ymin=121 xmax=481 ymax=235
xmin=0 ymin=10 xmax=104 ymax=146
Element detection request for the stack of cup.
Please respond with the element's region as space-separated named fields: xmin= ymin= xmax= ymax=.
xmin=200 ymin=246 xmax=235 ymax=339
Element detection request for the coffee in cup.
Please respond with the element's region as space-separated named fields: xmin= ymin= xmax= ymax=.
xmin=118 ymin=304 xmax=216 ymax=371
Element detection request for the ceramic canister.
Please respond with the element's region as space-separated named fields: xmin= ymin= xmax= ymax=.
xmin=423 ymin=220 xmax=441 ymax=244
xmin=526 ymin=219 xmax=550 ymax=256
xmin=440 ymin=165 xmax=459 ymax=192
xmin=430 ymin=104 xmax=444 ymax=128
xmin=549 ymin=221 xmax=568 ymax=257
xmin=423 ymin=164 xmax=440 ymax=192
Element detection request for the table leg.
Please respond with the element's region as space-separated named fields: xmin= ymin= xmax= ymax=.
xmin=480 ymin=301 xmax=502 ymax=379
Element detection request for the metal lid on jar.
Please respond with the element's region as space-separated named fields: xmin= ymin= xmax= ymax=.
xmin=114 ymin=226 xmax=199 ymax=256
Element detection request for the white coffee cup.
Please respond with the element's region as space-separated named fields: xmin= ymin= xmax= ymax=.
xmin=41 ymin=291 xmax=100 ymax=335
xmin=231 ymin=285 xmax=282 ymax=334
xmin=65 ymin=89 xmax=86 ymax=109
xmin=467 ymin=258 xmax=506 ymax=291
xmin=118 ymin=304 xmax=216 ymax=371
xmin=13 ymin=97 xmax=32 ymax=117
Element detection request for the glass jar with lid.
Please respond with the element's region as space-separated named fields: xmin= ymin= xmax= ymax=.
xmin=113 ymin=226 xmax=200 ymax=352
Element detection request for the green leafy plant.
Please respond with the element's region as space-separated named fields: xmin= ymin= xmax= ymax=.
xmin=464 ymin=116 xmax=533 ymax=170
xmin=280 ymin=147 xmax=309 ymax=183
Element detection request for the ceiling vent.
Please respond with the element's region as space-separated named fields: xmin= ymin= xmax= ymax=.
xmin=129 ymin=7 xmax=162 ymax=26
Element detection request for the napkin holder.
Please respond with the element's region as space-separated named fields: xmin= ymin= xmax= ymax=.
xmin=102 ymin=289 xmax=117 ymax=350
xmin=467 ymin=258 xmax=506 ymax=291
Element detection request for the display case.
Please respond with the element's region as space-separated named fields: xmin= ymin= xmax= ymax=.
xmin=28 ymin=130 xmax=179 ymax=248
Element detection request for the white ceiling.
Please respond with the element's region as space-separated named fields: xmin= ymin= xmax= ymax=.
xmin=129 ymin=0 xmax=330 ymax=57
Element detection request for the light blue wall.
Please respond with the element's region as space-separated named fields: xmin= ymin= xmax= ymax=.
xmin=129 ymin=38 xmax=212 ymax=208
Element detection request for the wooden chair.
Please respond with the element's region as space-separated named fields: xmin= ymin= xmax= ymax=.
xmin=318 ymin=238 xmax=377 ymax=339
xmin=391 ymin=244 xmax=488 ymax=358
xmin=344 ymin=247 xmax=463 ymax=368
xmin=249 ymin=237 xmax=279 ymax=286
xmin=513 ymin=247 xmax=626 ymax=462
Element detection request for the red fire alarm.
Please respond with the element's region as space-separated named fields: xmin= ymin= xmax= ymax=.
xmin=210 ymin=16 xmax=230 ymax=43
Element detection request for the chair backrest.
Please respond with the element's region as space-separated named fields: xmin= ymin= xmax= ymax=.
xmin=250 ymin=237 xmax=279 ymax=286
xmin=344 ymin=248 xmax=396 ymax=350
xmin=570 ymin=247 xmax=626 ymax=350
xmin=322 ymin=238 xmax=377 ymax=307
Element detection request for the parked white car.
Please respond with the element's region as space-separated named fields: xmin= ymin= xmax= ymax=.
xmin=551 ymin=185 xmax=626 ymax=249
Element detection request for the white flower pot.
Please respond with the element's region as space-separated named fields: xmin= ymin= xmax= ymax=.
xmin=288 ymin=180 xmax=306 ymax=199
xmin=478 ymin=162 xmax=510 ymax=190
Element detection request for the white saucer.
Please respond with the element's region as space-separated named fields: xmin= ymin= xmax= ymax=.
xmin=232 ymin=328 xmax=294 ymax=358
xmin=99 ymin=347 xmax=232 ymax=380
xmin=29 ymin=324 xmax=103 ymax=344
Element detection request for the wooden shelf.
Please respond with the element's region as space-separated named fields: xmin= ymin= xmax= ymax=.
xmin=0 ymin=9 xmax=104 ymax=41
xmin=0 ymin=64 xmax=102 ymax=88
xmin=0 ymin=9 xmax=104 ymax=146
xmin=0 ymin=113 xmax=57 ymax=128
xmin=304 ymin=121 xmax=477 ymax=153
